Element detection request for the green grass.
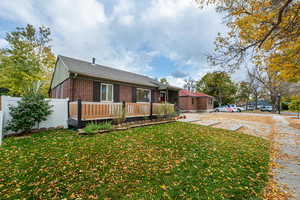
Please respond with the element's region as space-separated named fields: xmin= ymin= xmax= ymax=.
xmin=0 ymin=122 xmax=270 ymax=199
xmin=83 ymin=122 xmax=113 ymax=134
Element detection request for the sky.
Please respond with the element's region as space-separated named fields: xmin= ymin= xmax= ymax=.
xmin=0 ymin=0 xmax=243 ymax=87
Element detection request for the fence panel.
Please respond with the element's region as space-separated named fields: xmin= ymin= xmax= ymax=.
xmin=153 ymin=103 xmax=175 ymax=115
xmin=71 ymin=101 xmax=175 ymax=121
xmin=69 ymin=101 xmax=78 ymax=120
xmin=81 ymin=102 xmax=123 ymax=120
xmin=125 ymin=103 xmax=150 ymax=117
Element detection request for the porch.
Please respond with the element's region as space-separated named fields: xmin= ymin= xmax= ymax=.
xmin=68 ymin=100 xmax=175 ymax=128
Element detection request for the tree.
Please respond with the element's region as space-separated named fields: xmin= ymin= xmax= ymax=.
xmin=196 ymin=71 xmax=237 ymax=106
xmin=247 ymin=68 xmax=262 ymax=109
xmin=289 ymin=96 xmax=300 ymax=119
xmin=196 ymin=0 xmax=300 ymax=82
xmin=0 ymin=24 xmax=55 ymax=96
xmin=160 ymin=78 xmax=169 ymax=85
xmin=184 ymin=77 xmax=196 ymax=92
xmin=247 ymin=65 xmax=292 ymax=111
xmin=236 ymin=81 xmax=251 ymax=107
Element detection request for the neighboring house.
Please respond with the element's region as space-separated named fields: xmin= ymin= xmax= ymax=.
xmin=179 ymin=90 xmax=214 ymax=112
xmin=49 ymin=55 xmax=181 ymax=104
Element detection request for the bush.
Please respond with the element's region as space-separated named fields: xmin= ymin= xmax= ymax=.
xmin=83 ymin=122 xmax=113 ymax=134
xmin=5 ymin=93 xmax=53 ymax=133
xmin=289 ymin=96 xmax=300 ymax=119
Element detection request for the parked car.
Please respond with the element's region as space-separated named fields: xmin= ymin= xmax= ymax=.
xmin=215 ymin=106 xmax=227 ymax=112
xmin=215 ymin=105 xmax=243 ymax=112
xmin=228 ymin=104 xmax=245 ymax=112
xmin=244 ymin=105 xmax=255 ymax=111
xmin=260 ymin=106 xmax=273 ymax=112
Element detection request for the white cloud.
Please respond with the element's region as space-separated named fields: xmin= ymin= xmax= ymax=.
xmin=166 ymin=76 xmax=186 ymax=88
xmin=0 ymin=0 xmax=226 ymax=80
xmin=0 ymin=38 xmax=8 ymax=48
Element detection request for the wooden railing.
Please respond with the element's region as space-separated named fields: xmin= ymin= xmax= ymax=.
xmin=153 ymin=103 xmax=175 ymax=115
xmin=126 ymin=103 xmax=151 ymax=117
xmin=69 ymin=102 xmax=78 ymax=119
xmin=69 ymin=100 xmax=175 ymax=121
xmin=82 ymin=102 xmax=122 ymax=120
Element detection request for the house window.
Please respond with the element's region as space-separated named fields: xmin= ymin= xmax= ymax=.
xmin=192 ymin=98 xmax=194 ymax=104
xmin=209 ymin=98 xmax=213 ymax=105
xmin=101 ymin=83 xmax=113 ymax=102
xmin=137 ymin=88 xmax=151 ymax=102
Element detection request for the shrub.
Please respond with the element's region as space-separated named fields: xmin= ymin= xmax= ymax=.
xmin=5 ymin=93 xmax=53 ymax=133
xmin=289 ymin=96 xmax=300 ymax=119
xmin=83 ymin=122 xmax=113 ymax=134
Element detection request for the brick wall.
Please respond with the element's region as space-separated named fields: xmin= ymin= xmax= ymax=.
xmin=179 ymin=96 xmax=213 ymax=111
xmin=72 ymin=79 xmax=93 ymax=101
xmin=50 ymin=77 xmax=166 ymax=103
xmin=50 ymin=79 xmax=72 ymax=99
xmin=120 ymin=85 xmax=132 ymax=102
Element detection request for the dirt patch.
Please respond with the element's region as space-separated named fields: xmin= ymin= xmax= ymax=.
xmin=287 ymin=118 xmax=300 ymax=130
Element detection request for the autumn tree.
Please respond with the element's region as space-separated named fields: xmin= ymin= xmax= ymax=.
xmin=0 ymin=24 xmax=55 ymax=96
xmin=289 ymin=96 xmax=300 ymax=119
xmin=196 ymin=0 xmax=300 ymax=82
xmin=196 ymin=71 xmax=237 ymax=106
xmin=236 ymin=81 xmax=251 ymax=106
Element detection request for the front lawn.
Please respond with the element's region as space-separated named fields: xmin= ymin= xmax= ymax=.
xmin=0 ymin=122 xmax=269 ymax=199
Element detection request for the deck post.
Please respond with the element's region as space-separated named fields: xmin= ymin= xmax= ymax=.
xmin=150 ymin=102 xmax=153 ymax=119
xmin=67 ymin=100 xmax=70 ymax=118
xmin=77 ymin=99 xmax=82 ymax=128
xmin=122 ymin=101 xmax=126 ymax=118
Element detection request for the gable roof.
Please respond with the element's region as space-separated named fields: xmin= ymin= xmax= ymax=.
xmin=179 ymin=90 xmax=212 ymax=98
xmin=58 ymin=55 xmax=162 ymax=88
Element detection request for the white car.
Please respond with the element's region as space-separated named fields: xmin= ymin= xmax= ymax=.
xmin=215 ymin=105 xmax=243 ymax=112
xmin=228 ymin=104 xmax=244 ymax=112
xmin=260 ymin=106 xmax=273 ymax=112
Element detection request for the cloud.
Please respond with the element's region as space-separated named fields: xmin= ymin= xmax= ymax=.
xmin=0 ymin=38 xmax=8 ymax=48
xmin=171 ymin=70 xmax=188 ymax=78
xmin=0 ymin=0 xmax=225 ymax=77
xmin=166 ymin=76 xmax=186 ymax=88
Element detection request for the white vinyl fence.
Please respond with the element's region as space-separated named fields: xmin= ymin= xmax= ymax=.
xmin=0 ymin=96 xmax=69 ymax=140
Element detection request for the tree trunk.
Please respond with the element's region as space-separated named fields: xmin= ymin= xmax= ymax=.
xmin=255 ymin=93 xmax=258 ymax=110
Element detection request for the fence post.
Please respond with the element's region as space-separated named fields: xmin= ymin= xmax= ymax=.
xmin=77 ymin=99 xmax=82 ymax=128
xmin=150 ymin=102 xmax=153 ymax=119
xmin=67 ymin=100 xmax=70 ymax=119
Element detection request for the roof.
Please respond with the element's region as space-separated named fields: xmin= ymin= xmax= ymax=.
xmin=59 ymin=55 xmax=176 ymax=88
xmin=179 ymin=90 xmax=212 ymax=98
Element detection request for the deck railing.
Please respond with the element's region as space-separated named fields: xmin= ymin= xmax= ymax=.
xmin=69 ymin=100 xmax=175 ymax=121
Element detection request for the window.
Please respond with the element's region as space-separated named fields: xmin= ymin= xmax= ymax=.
xmin=137 ymin=88 xmax=151 ymax=102
xmin=209 ymin=98 xmax=213 ymax=105
xmin=192 ymin=98 xmax=194 ymax=104
xmin=101 ymin=83 xmax=113 ymax=102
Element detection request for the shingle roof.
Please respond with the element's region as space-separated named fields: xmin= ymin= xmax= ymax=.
xmin=59 ymin=55 xmax=163 ymax=88
xmin=179 ymin=90 xmax=212 ymax=97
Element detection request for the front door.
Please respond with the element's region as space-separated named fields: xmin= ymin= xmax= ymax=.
xmin=160 ymin=91 xmax=166 ymax=102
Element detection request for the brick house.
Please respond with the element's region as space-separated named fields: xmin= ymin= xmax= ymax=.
xmin=49 ymin=55 xmax=181 ymax=104
xmin=178 ymin=90 xmax=214 ymax=112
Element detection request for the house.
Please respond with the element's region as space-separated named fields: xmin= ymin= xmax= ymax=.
xmin=178 ymin=90 xmax=214 ymax=112
xmin=49 ymin=55 xmax=181 ymax=104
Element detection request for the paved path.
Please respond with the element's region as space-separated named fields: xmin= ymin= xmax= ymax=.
xmin=272 ymin=115 xmax=300 ymax=199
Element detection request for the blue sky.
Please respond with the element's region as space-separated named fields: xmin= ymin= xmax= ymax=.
xmin=0 ymin=0 xmax=230 ymax=87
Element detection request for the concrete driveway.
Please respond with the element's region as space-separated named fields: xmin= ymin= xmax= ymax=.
xmin=183 ymin=112 xmax=300 ymax=199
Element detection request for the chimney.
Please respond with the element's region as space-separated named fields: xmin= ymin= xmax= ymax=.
xmin=92 ymin=57 xmax=96 ymax=65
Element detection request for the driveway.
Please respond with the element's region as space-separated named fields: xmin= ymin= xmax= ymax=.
xmin=183 ymin=112 xmax=300 ymax=199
